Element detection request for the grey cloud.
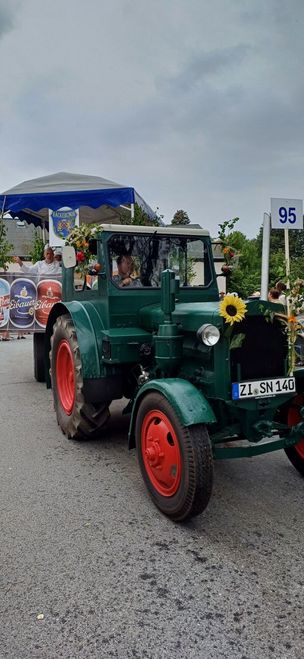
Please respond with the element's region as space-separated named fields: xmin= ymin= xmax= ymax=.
xmin=0 ymin=0 xmax=20 ymax=38
xmin=160 ymin=45 xmax=251 ymax=94
xmin=2 ymin=0 xmax=304 ymax=238
xmin=90 ymin=43 xmax=252 ymax=149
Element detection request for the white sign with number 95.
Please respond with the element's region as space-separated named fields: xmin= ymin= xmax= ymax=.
xmin=271 ymin=198 xmax=303 ymax=230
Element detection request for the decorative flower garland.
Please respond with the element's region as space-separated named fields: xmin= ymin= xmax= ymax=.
xmin=219 ymin=286 xmax=304 ymax=373
xmin=264 ymin=278 xmax=304 ymax=375
xmin=218 ymin=218 xmax=240 ymax=275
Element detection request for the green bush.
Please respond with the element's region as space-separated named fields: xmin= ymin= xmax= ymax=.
xmin=0 ymin=217 xmax=13 ymax=271
xmin=29 ymin=229 xmax=45 ymax=263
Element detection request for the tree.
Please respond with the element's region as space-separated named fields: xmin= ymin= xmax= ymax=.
xmin=0 ymin=216 xmax=13 ymax=271
xmin=228 ymin=238 xmax=262 ymax=297
xmin=217 ymin=218 xmax=304 ymax=298
xmin=217 ymin=217 xmax=240 ymax=244
xmin=118 ymin=202 xmax=161 ymax=227
xmin=256 ymin=226 xmax=304 ymax=260
xmin=171 ymin=209 xmax=190 ymax=225
xmin=217 ymin=218 xmax=263 ymax=297
xmin=226 ymin=230 xmax=247 ymax=252
xmin=28 ymin=229 xmax=45 ymax=263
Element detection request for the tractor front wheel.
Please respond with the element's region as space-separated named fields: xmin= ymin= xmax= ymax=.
xmin=284 ymin=395 xmax=304 ymax=476
xmin=50 ymin=314 xmax=110 ymax=440
xmin=135 ymin=392 xmax=213 ymax=521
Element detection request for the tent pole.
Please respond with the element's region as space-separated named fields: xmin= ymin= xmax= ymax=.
xmin=261 ymin=212 xmax=270 ymax=300
xmin=131 ymin=203 xmax=134 ymax=222
xmin=42 ymin=219 xmax=46 ymax=244
xmin=0 ymin=195 xmax=6 ymax=219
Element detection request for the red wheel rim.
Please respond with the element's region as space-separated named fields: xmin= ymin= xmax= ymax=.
xmin=288 ymin=395 xmax=304 ymax=459
xmin=141 ymin=409 xmax=181 ymax=497
xmin=56 ymin=339 xmax=75 ymax=415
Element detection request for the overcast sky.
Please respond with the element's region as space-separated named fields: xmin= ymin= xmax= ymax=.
xmin=1 ymin=0 xmax=304 ymax=237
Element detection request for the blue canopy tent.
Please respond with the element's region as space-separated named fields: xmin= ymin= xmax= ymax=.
xmin=0 ymin=171 xmax=156 ymax=230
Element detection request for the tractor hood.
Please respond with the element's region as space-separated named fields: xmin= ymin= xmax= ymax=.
xmin=139 ymin=298 xmax=281 ymax=334
xmin=139 ymin=301 xmax=223 ymax=333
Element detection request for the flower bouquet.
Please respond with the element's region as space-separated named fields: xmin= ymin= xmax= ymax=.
xmin=221 ymin=246 xmax=237 ymax=274
xmin=278 ymin=279 xmax=304 ymax=374
xmin=263 ymin=279 xmax=304 ymax=374
xmin=218 ymin=218 xmax=240 ymax=275
xmin=65 ymin=224 xmax=100 ymax=276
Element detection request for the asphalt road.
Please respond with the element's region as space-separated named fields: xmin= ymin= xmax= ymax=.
xmin=0 ymin=338 xmax=303 ymax=659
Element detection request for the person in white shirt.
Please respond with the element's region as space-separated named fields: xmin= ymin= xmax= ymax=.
xmin=13 ymin=246 xmax=61 ymax=275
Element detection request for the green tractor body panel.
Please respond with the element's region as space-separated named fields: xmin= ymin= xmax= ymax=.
xmin=128 ymin=378 xmax=217 ymax=447
xmin=46 ymin=300 xmax=103 ymax=379
xmin=46 ymin=224 xmax=304 ymax=460
xmin=139 ymin=301 xmax=221 ymax=333
xmin=57 ymin=300 xmax=103 ymax=378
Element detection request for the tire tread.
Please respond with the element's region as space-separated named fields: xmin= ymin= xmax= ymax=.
xmin=50 ymin=314 xmax=110 ymax=440
xmin=136 ymin=392 xmax=213 ymax=522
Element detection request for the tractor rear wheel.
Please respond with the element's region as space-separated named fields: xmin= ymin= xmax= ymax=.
xmin=50 ymin=314 xmax=110 ymax=440
xmin=284 ymin=394 xmax=304 ymax=476
xmin=135 ymin=392 xmax=213 ymax=521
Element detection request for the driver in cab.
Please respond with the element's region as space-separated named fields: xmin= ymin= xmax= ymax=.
xmin=112 ymin=254 xmax=142 ymax=287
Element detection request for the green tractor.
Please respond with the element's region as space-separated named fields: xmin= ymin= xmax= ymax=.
xmin=45 ymin=224 xmax=304 ymax=521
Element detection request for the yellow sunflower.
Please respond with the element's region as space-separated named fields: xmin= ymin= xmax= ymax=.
xmin=219 ymin=294 xmax=247 ymax=325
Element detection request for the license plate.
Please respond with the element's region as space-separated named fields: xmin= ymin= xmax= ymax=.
xmin=232 ymin=377 xmax=296 ymax=400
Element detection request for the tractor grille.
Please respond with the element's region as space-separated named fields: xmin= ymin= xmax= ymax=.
xmin=230 ymin=316 xmax=288 ymax=381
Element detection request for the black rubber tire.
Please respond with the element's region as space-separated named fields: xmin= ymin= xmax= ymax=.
xmin=50 ymin=314 xmax=110 ymax=440
xmin=285 ymin=445 xmax=304 ymax=476
xmin=33 ymin=333 xmax=46 ymax=383
xmin=282 ymin=396 xmax=304 ymax=477
xmin=135 ymin=392 xmax=213 ymax=522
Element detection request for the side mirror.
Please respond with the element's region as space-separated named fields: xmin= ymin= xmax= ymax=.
xmin=62 ymin=245 xmax=76 ymax=269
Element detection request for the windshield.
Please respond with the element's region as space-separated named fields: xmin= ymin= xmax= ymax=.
xmin=107 ymin=234 xmax=212 ymax=288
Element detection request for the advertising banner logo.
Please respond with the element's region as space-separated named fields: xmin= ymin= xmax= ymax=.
xmin=35 ymin=279 xmax=62 ymax=328
xmin=49 ymin=207 xmax=79 ymax=247
xmin=10 ymin=278 xmax=37 ymax=328
xmin=0 ymin=278 xmax=10 ymax=328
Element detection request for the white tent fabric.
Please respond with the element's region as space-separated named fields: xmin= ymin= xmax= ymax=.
xmin=0 ymin=171 xmax=155 ymax=225
xmin=2 ymin=171 xmax=128 ymax=195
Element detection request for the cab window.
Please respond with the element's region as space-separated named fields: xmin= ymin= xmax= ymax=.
xmin=108 ymin=234 xmax=212 ymax=288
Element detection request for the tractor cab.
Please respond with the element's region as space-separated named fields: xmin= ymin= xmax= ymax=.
xmin=61 ymin=224 xmax=219 ymax=308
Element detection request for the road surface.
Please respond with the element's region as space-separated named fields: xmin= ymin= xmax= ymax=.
xmin=0 ymin=338 xmax=303 ymax=658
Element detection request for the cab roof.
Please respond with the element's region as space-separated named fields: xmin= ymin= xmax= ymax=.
xmin=98 ymin=224 xmax=210 ymax=237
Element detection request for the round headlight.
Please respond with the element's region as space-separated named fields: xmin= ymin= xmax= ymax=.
xmin=197 ymin=324 xmax=220 ymax=346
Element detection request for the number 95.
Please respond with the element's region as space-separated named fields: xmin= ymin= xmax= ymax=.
xmin=279 ymin=207 xmax=296 ymax=224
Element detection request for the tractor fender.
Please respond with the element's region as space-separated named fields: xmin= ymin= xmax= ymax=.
xmin=45 ymin=300 xmax=103 ymax=382
xmin=128 ymin=378 xmax=216 ymax=448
